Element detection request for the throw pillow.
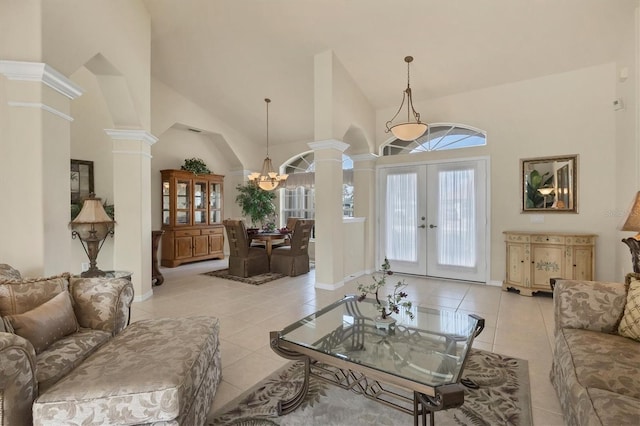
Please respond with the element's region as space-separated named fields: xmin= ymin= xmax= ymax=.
xmin=618 ymin=279 xmax=640 ymax=341
xmin=0 ymin=273 xmax=70 ymax=316
xmin=0 ymin=263 xmax=21 ymax=280
xmin=5 ymin=290 xmax=79 ymax=354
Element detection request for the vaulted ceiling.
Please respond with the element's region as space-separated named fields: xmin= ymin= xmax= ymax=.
xmin=144 ymin=0 xmax=637 ymax=148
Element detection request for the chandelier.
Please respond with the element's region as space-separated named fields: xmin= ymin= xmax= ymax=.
xmin=248 ymin=98 xmax=288 ymax=191
xmin=385 ymin=56 xmax=428 ymax=141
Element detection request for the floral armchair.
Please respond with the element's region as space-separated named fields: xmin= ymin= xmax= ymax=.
xmin=0 ymin=265 xmax=134 ymax=426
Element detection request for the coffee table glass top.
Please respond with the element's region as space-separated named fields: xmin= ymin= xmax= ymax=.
xmin=277 ymin=295 xmax=483 ymax=388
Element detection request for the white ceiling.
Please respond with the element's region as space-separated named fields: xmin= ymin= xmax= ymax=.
xmin=143 ymin=0 xmax=636 ymax=148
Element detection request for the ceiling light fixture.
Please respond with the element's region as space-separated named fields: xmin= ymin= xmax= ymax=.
xmin=385 ymin=56 xmax=428 ymax=141
xmin=248 ymin=98 xmax=288 ymax=191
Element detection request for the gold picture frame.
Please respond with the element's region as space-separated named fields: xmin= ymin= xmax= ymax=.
xmin=521 ymin=154 xmax=578 ymax=213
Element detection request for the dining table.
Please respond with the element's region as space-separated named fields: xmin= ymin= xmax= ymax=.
xmin=250 ymin=231 xmax=290 ymax=260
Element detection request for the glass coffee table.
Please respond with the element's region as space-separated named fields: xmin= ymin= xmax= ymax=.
xmin=270 ymin=295 xmax=484 ymax=426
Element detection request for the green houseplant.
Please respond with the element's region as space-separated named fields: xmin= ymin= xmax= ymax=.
xmin=235 ymin=183 xmax=277 ymax=228
xmin=181 ymin=157 xmax=211 ymax=175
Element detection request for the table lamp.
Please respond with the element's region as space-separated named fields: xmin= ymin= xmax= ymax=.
xmin=621 ymin=191 xmax=640 ymax=273
xmin=70 ymin=194 xmax=115 ymax=277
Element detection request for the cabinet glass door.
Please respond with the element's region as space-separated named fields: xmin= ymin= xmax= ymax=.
xmin=162 ymin=180 xmax=171 ymax=225
xmin=176 ymin=180 xmax=191 ymax=225
xmin=194 ymin=181 xmax=207 ymax=225
xmin=209 ymin=182 xmax=222 ymax=224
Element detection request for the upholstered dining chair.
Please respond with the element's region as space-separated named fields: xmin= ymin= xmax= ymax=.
xmin=270 ymin=219 xmax=314 ymax=277
xmin=223 ymin=219 xmax=270 ymax=277
xmin=271 ymin=217 xmax=303 ymax=249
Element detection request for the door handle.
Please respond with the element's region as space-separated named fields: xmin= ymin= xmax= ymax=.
xmin=418 ymin=224 xmax=426 ymax=229
xmin=429 ymin=224 xmax=438 ymax=229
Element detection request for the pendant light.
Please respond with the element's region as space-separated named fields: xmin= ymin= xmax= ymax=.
xmin=385 ymin=56 xmax=428 ymax=141
xmin=248 ymin=98 xmax=288 ymax=191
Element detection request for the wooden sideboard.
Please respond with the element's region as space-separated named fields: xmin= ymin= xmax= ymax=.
xmin=503 ymin=231 xmax=596 ymax=296
xmin=160 ymin=169 xmax=225 ymax=267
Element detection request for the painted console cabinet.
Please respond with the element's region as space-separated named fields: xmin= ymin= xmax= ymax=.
xmin=503 ymin=231 xmax=596 ymax=296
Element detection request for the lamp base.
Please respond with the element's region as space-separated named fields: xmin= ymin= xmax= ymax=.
xmin=622 ymin=237 xmax=640 ymax=273
xmin=80 ymin=268 xmax=107 ymax=278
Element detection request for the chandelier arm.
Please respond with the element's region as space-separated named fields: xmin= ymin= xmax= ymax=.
xmin=385 ymin=91 xmax=409 ymax=133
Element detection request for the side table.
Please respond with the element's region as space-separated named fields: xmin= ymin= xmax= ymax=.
xmin=152 ymin=230 xmax=165 ymax=286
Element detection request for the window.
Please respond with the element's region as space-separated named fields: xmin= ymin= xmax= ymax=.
xmin=381 ymin=123 xmax=486 ymax=156
xmin=280 ymin=152 xmax=354 ymax=228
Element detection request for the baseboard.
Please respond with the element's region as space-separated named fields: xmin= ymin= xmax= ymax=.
xmin=488 ymin=280 xmax=502 ymax=287
xmin=133 ymin=289 xmax=153 ymax=302
xmin=315 ymin=280 xmax=344 ymax=290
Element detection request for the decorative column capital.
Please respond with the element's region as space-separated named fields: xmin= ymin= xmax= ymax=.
xmin=308 ymin=139 xmax=349 ymax=152
xmin=104 ymin=129 xmax=158 ymax=145
xmin=0 ymin=60 xmax=83 ymax=99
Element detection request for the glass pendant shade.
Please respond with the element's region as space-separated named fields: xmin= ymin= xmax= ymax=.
xmin=390 ymin=122 xmax=428 ymax=141
xmin=385 ymin=56 xmax=427 ymax=141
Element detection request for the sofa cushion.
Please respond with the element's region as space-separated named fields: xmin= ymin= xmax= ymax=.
xmin=0 ymin=274 xmax=70 ymax=316
xmin=588 ymin=388 xmax=640 ymax=425
xmin=33 ymin=316 xmax=220 ymax=425
xmin=0 ymin=263 xmax=21 ymax=280
xmin=618 ymin=279 xmax=640 ymax=341
xmin=36 ymin=328 xmax=111 ymax=393
xmin=69 ymin=276 xmax=132 ymax=334
xmin=561 ymin=328 xmax=640 ymax=400
xmin=5 ymin=291 xmax=79 ymax=354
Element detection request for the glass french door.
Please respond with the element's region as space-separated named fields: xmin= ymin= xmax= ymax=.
xmin=379 ymin=159 xmax=488 ymax=282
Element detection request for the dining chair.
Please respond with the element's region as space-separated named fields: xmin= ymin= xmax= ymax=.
xmin=223 ymin=219 xmax=270 ymax=277
xmin=270 ymin=219 xmax=314 ymax=276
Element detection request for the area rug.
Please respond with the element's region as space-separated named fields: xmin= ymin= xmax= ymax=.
xmin=210 ymin=349 xmax=532 ymax=426
xmin=203 ymin=269 xmax=286 ymax=286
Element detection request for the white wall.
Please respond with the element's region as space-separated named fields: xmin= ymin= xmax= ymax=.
xmin=377 ymin=63 xmax=620 ymax=282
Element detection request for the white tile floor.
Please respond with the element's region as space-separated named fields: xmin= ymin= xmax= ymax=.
xmin=131 ymin=260 xmax=565 ymax=425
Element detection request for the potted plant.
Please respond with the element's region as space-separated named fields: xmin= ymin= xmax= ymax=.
xmin=181 ymin=157 xmax=211 ymax=175
xmin=235 ymin=183 xmax=277 ymax=229
xmin=357 ymin=257 xmax=414 ymax=328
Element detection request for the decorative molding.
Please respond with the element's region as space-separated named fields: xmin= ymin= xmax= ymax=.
xmin=0 ymin=60 xmax=83 ymax=99
xmin=351 ymin=153 xmax=379 ymax=162
xmin=7 ymin=101 xmax=73 ymax=122
xmin=343 ymin=217 xmax=366 ymax=223
xmin=134 ymin=289 xmax=154 ymax=302
xmin=104 ymin=129 xmax=158 ymax=145
xmin=314 ymin=280 xmax=345 ymax=291
xmin=308 ymin=139 xmax=349 ymax=152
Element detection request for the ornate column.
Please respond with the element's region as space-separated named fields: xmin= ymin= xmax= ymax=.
xmin=309 ymin=140 xmax=349 ymax=289
xmin=105 ymin=129 xmax=157 ymax=301
xmin=0 ymin=60 xmax=83 ymax=275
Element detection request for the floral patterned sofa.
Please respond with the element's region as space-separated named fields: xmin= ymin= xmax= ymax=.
xmin=0 ymin=264 xmax=222 ymax=426
xmin=551 ymin=277 xmax=640 ymax=425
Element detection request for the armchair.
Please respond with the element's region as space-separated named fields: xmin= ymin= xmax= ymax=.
xmin=224 ymin=219 xmax=270 ymax=277
xmin=270 ymin=219 xmax=314 ymax=276
xmin=0 ymin=270 xmax=134 ymax=426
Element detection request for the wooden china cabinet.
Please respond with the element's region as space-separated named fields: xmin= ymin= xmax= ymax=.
xmin=160 ymin=169 xmax=224 ymax=267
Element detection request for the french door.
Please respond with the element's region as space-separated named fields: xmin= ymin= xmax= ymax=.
xmin=378 ymin=159 xmax=488 ymax=282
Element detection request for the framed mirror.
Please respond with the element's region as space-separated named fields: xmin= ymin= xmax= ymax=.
xmin=521 ymin=154 xmax=578 ymax=213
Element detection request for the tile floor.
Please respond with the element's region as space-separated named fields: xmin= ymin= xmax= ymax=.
xmin=131 ymin=260 xmax=565 ymax=425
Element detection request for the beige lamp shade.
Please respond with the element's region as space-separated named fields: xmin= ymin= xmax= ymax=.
xmin=70 ymin=196 xmax=114 ymax=240
xmin=622 ymin=191 xmax=640 ymax=237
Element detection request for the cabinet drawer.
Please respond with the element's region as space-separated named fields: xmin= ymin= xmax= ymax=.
xmin=174 ymin=230 xmax=201 ymax=237
xmin=201 ymin=227 xmax=223 ymax=235
xmin=505 ymin=234 xmax=529 ymax=243
xmin=530 ymin=235 xmax=565 ymax=245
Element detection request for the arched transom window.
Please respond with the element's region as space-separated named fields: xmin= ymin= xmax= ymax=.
xmin=381 ymin=123 xmax=486 ymax=156
xmin=280 ymin=152 xmax=354 ymax=227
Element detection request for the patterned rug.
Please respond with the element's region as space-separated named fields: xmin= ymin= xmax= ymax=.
xmin=203 ymin=269 xmax=286 ymax=285
xmin=209 ymin=349 xmax=532 ymax=425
